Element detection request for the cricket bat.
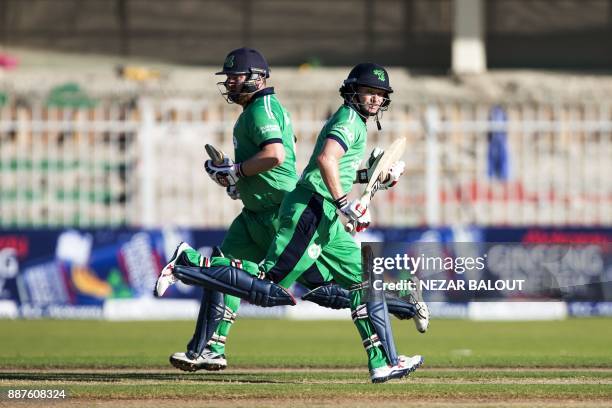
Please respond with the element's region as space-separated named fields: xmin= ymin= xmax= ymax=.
xmin=205 ymin=143 xmax=226 ymax=165
xmin=345 ymin=137 xmax=407 ymax=233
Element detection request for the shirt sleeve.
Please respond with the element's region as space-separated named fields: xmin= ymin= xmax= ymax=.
xmin=251 ymin=105 xmax=283 ymax=148
xmin=326 ymin=122 xmax=358 ymax=152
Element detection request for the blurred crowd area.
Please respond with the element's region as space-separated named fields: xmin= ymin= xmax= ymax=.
xmin=0 ymin=0 xmax=611 ymax=228
xmin=1 ymin=74 xmax=610 ymax=228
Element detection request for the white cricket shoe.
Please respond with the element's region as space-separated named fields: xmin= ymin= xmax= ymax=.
xmin=397 ymin=354 xmax=424 ymax=374
xmin=370 ymin=365 xmax=397 ymax=383
xmin=370 ymin=355 xmax=424 ymax=383
xmin=409 ymin=276 xmax=430 ymax=333
xmin=154 ymin=242 xmax=193 ymax=297
xmin=199 ymin=349 xmax=228 ymax=371
xmin=169 ymin=350 xmax=227 ymax=372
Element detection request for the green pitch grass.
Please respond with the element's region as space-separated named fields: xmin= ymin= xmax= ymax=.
xmin=0 ymin=318 xmax=611 ymax=407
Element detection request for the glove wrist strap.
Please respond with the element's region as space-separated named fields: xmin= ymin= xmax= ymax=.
xmin=235 ymin=163 xmax=245 ymax=178
xmin=333 ymin=194 xmax=348 ymax=210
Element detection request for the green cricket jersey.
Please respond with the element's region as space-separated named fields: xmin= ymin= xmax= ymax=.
xmin=298 ymin=105 xmax=367 ymax=201
xmin=233 ymin=88 xmax=298 ymax=211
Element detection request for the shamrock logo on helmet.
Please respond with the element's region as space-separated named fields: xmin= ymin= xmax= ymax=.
xmin=373 ymin=69 xmax=386 ymax=82
xmin=224 ymin=55 xmax=235 ymax=68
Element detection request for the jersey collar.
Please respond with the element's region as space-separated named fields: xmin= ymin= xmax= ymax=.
xmin=245 ymin=87 xmax=275 ymax=108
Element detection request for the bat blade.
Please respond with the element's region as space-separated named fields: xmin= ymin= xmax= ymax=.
xmin=360 ymin=137 xmax=406 ymax=206
xmin=344 ymin=137 xmax=407 ymax=233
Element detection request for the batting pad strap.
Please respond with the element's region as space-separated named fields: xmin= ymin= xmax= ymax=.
xmin=349 ymin=282 xmax=369 ymax=292
xmin=351 ymin=304 xmax=369 ymax=322
xmin=173 ymin=265 xmax=296 ymax=307
xmin=230 ymin=259 xmax=243 ymax=269
xmin=223 ymin=306 xmax=237 ymax=323
xmin=362 ymin=334 xmax=382 ymax=351
xmin=206 ymin=333 xmax=227 ymax=346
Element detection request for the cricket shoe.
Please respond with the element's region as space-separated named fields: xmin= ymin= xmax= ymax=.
xmin=370 ymin=355 xmax=424 ymax=383
xmin=370 ymin=365 xmax=397 ymax=384
xmin=396 ymin=354 xmax=424 ymax=376
xmin=154 ymin=242 xmax=193 ymax=297
xmin=408 ymin=276 xmax=430 ymax=333
xmin=169 ymin=350 xmax=227 ymax=372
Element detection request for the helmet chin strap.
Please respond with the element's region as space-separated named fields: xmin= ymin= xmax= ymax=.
xmin=345 ymin=93 xmax=384 ymax=130
xmin=374 ymin=108 xmax=386 ymax=131
xmin=227 ymin=91 xmax=242 ymax=104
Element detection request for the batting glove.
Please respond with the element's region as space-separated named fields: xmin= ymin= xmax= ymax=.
xmin=334 ymin=195 xmax=371 ymax=233
xmin=380 ymin=160 xmax=405 ymax=190
xmin=226 ymin=184 xmax=240 ymax=200
xmin=355 ymin=147 xmax=384 ymax=184
xmin=204 ymin=157 xmax=245 ymax=188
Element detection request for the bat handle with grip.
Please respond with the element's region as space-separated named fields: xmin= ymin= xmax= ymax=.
xmin=337 ymin=209 xmax=356 ymax=235
xmin=205 ymin=144 xmax=225 ymax=165
xmin=344 ymin=220 xmax=355 ymax=233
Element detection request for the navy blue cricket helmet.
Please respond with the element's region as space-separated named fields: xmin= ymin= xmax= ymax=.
xmin=341 ymin=63 xmax=393 ymax=94
xmin=216 ymin=47 xmax=270 ymax=78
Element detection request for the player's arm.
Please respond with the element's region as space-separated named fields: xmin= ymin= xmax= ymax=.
xmin=240 ymin=105 xmax=288 ymax=176
xmin=317 ymin=138 xmax=345 ymax=201
xmin=318 ymin=138 xmax=370 ymax=232
xmin=240 ymin=142 xmax=285 ymax=177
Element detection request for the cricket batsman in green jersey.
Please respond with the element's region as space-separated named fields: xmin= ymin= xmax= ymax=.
xmin=154 ymin=47 xmax=335 ymax=371
xmin=257 ymin=63 xmax=425 ymax=382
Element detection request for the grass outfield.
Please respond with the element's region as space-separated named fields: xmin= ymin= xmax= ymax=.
xmin=0 ymin=318 xmax=611 ymax=407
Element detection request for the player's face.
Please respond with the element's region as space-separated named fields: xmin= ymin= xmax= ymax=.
xmin=356 ymin=86 xmax=386 ymax=115
xmin=224 ymin=74 xmax=248 ymax=93
xmin=222 ymin=74 xmax=249 ymax=104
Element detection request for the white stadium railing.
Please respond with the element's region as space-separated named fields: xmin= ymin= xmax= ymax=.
xmin=1 ymin=100 xmax=610 ymax=227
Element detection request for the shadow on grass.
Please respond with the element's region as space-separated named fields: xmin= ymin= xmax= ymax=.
xmin=0 ymin=371 xmax=295 ymax=384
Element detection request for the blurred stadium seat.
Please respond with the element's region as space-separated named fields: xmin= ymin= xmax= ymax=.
xmin=1 ymin=97 xmax=610 ymax=228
